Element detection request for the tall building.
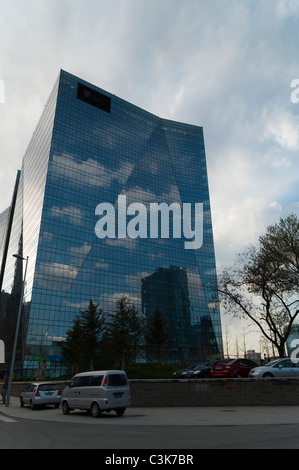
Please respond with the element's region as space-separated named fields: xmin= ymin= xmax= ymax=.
xmin=0 ymin=170 xmax=21 ymax=293
xmin=0 ymin=70 xmax=223 ymax=377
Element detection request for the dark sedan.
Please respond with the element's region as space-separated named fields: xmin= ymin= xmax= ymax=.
xmin=174 ymin=362 xmax=215 ymax=378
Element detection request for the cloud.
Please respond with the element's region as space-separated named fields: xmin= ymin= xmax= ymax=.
xmin=264 ymin=113 xmax=299 ymax=151
xmin=49 ymin=205 xmax=85 ymax=226
xmin=51 ymin=152 xmax=134 ymax=188
xmin=36 ymin=261 xmax=78 ymax=292
xmin=98 ymin=292 xmax=141 ymax=313
xmin=275 ymin=0 xmax=299 ymax=18
xmin=69 ymin=242 xmax=92 ymax=267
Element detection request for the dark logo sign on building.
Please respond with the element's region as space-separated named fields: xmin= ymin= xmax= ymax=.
xmin=77 ymin=83 xmax=111 ymax=113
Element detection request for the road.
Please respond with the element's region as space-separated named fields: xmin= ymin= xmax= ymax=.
xmin=1 ymin=397 xmax=299 ymax=450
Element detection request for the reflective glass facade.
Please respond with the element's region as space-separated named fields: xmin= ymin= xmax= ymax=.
xmin=0 ymin=70 xmax=223 ymax=376
xmin=0 ymin=170 xmax=21 ymax=292
xmin=0 ymin=207 xmax=10 ymax=251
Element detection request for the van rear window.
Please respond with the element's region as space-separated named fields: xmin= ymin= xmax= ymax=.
xmin=108 ymin=374 xmax=127 ymax=386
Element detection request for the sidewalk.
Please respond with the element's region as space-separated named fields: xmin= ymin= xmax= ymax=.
xmin=2 ymin=396 xmax=299 ymax=426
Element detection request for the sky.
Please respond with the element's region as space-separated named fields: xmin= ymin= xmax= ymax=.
xmin=0 ymin=0 xmax=299 ymax=354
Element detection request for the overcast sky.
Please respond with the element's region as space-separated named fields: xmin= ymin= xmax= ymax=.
xmin=1 ymin=0 xmax=299 ymax=350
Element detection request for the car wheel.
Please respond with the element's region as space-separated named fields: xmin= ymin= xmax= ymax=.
xmin=20 ymin=397 xmax=24 ymax=407
xmin=30 ymin=401 xmax=36 ymax=410
xmin=90 ymin=402 xmax=101 ymax=418
xmin=61 ymin=400 xmax=70 ymax=415
xmin=116 ymin=407 xmax=126 ymax=416
xmin=263 ymin=373 xmax=274 ymax=378
xmin=235 ymin=372 xmax=242 ymax=378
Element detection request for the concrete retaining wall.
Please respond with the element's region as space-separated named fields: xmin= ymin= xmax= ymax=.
xmin=7 ymin=378 xmax=299 ymax=407
xmin=129 ymin=379 xmax=299 ymax=406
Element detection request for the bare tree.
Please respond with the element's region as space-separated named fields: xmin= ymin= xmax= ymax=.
xmin=222 ymin=324 xmax=232 ymax=358
xmin=219 ymin=214 xmax=299 ymax=358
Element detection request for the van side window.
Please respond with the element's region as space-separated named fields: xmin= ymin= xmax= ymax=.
xmin=108 ymin=374 xmax=127 ymax=386
xmin=77 ymin=376 xmax=91 ymax=387
xmin=70 ymin=376 xmax=90 ymax=387
xmin=90 ymin=375 xmax=104 ymax=386
xmin=70 ymin=377 xmax=81 ymax=388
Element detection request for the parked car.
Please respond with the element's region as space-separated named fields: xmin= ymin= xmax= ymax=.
xmin=174 ymin=363 xmax=198 ymax=378
xmin=249 ymin=358 xmax=299 ymax=378
xmin=61 ymin=370 xmax=130 ymax=417
xmin=20 ymin=382 xmax=62 ymax=409
xmin=174 ymin=362 xmax=216 ymax=378
xmin=211 ymin=358 xmax=258 ymax=378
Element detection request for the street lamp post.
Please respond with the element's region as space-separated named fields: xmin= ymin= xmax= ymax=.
xmin=5 ymin=254 xmax=29 ymax=407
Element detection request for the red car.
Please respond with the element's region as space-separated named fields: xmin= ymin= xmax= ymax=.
xmin=211 ymin=358 xmax=258 ymax=378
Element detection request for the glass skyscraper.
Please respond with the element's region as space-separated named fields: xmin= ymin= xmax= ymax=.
xmin=0 ymin=70 xmax=223 ymax=377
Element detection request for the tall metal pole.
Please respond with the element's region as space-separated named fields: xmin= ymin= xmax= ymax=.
xmin=5 ymin=254 xmax=28 ymax=407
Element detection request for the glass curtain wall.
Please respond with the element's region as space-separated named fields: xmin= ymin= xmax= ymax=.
xmin=1 ymin=70 xmax=223 ymax=376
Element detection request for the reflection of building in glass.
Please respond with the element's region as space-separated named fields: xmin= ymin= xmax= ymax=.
xmin=142 ymin=266 xmax=192 ymax=361
xmin=0 ymin=208 xmax=10 ymax=251
xmin=142 ymin=266 xmax=220 ymax=361
xmin=0 ymin=170 xmax=24 ymax=373
xmin=0 ymin=170 xmax=21 ymax=293
xmin=0 ymin=70 xmax=223 ymax=377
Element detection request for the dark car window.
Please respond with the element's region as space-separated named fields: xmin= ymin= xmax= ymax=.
xmin=194 ymin=363 xmax=209 ymax=370
xmin=77 ymin=376 xmax=92 ymax=387
xmin=247 ymin=360 xmax=258 ymax=367
xmin=70 ymin=376 xmax=90 ymax=387
xmin=108 ymin=374 xmax=127 ymax=386
xmin=38 ymin=383 xmax=59 ymax=391
xmin=234 ymin=359 xmax=256 ymax=367
xmin=276 ymin=359 xmax=294 ymax=368
xmin=90 ymin=375 xmax=104 ymax=386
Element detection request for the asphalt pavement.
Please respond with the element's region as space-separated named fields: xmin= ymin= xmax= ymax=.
xmin=2 ymin=396 xmax=299 ymax=426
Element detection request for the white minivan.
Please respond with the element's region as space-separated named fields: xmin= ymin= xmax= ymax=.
xmin=61 ymin=370 xmax=130 ymax=417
